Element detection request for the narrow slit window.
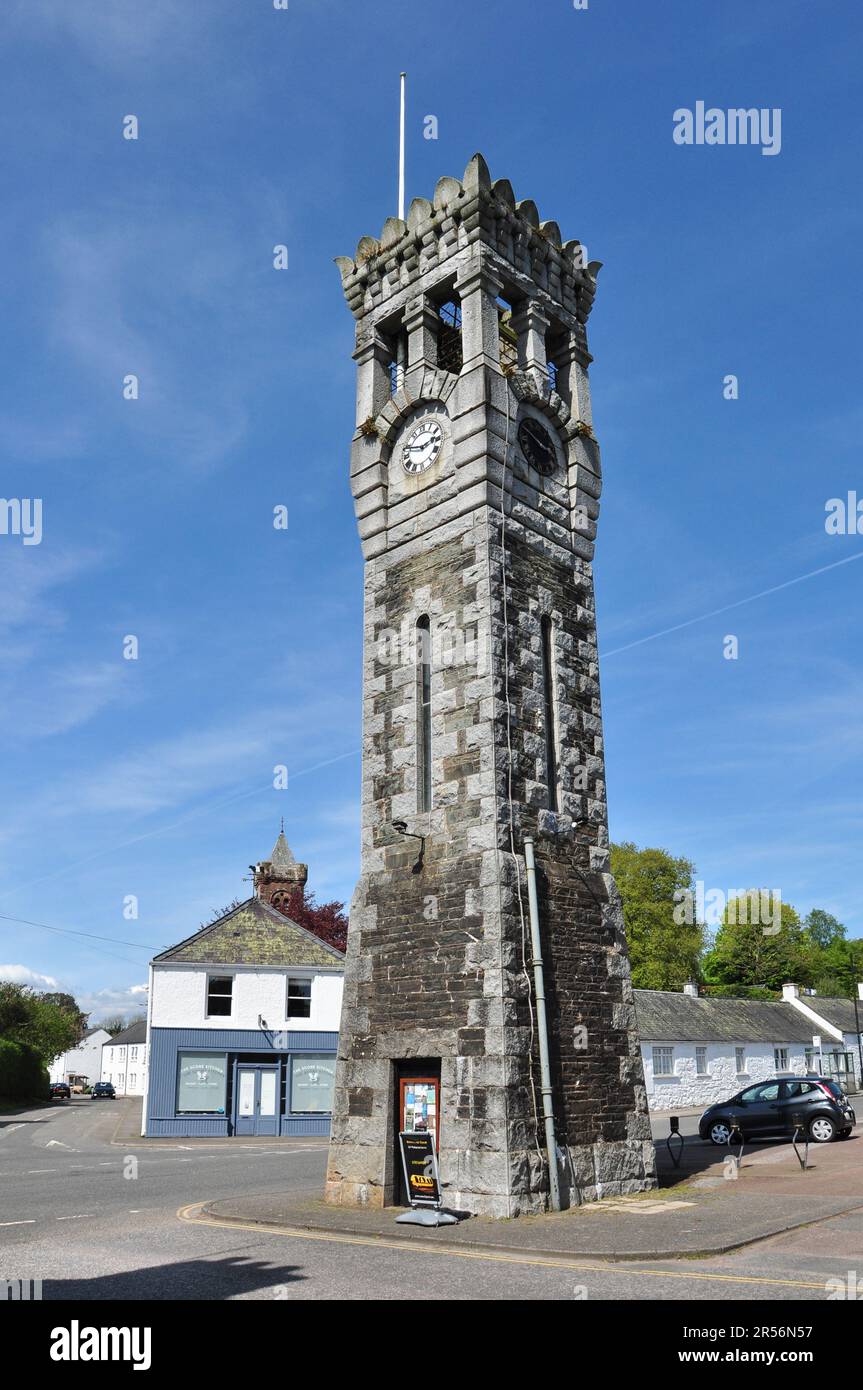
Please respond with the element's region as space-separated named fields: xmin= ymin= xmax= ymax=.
xmin=417 ymin=616 xmax=432 ymax=812
xmin=540 ymin=615 xmax=559 ymax=812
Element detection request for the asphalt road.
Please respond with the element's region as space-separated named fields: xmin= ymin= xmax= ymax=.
xmin=1 ymin=1098 xmax=860 ymax=1301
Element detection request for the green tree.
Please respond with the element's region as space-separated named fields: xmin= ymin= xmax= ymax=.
xmin=98 ymin=1015 xmax=139 ymax=1036
xmin=611 ymin=842 xmax=705 ymax=990
xmin=702 ymin=896 xmax=813 ymax=993
xmin=803 ymin=909 xmax=846 ymax=951
xmin=0 ymin=983 xmax=82 ymax=1066
xmin=0 ymin=981 xmax=35 ymax=1038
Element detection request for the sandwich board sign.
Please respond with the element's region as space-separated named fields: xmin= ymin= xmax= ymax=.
xmin=398 ymin=1130 xmax=442 ymax=1208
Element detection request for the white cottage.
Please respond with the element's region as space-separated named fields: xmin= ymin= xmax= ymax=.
xmin=100 ymin=1020 xmax=148 ymax=1097
xmin=50 ymin=1026 xmax=111 ymax=1088
xmin=635 ymin=983 xmax=863 ymax=1111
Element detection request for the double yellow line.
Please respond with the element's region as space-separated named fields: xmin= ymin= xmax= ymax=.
xmin=177 ymin=1203 xmax=827 ymax=1291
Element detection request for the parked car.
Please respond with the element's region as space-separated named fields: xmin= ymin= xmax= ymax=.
xmin=49 ymin=1082 xmax=70 ymax=1100
xmin=700 ymin=1075 xmax=856 ymax=1145
xmin=91 ymin=1082 xmax=116 ymax=1100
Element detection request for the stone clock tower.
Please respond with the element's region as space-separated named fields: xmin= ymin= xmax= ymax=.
xmin=325 ymin=154 xmax=655 ymax=1216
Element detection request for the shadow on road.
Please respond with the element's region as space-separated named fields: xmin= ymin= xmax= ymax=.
xmin=40 ymin=1255 xmax=306 ymax=1301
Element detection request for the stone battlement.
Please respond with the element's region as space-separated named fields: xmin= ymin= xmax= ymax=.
xmin=336 ymin=153 xmax=601 ymax=329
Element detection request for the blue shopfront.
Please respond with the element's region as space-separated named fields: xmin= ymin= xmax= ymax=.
xmin=145 ymin=1028 xmax=339 ymax=1138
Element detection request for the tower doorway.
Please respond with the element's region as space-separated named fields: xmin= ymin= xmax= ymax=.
xmin=394 ymin=1059 xmax=441 ymax=1205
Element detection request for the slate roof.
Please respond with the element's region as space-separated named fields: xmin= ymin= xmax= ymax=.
xmin=152 ymin=896 xmax=344 ymax=968
xmin=634 ymin=991 xmax=818 ymax=1044
xmin=105 ymin=1021 xmax=147 ymax=1047
xmin=795 ymin=996 xmax=863 ymax=1034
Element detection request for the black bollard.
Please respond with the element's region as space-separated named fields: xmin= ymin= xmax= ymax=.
xmin=728 ymin=1120 xmax=745 ymax=1167
xmin=666 ymin=1114 xmax=684 ymax=1169
xmin=790 ymin=1111 xmax=810 ymax=1170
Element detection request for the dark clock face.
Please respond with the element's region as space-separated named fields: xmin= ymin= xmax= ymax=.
xmin=517 ymin=417 xmax=557 ymax=477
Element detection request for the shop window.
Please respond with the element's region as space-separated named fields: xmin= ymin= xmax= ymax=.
xmin=176 ymin=1053 xmax=227 ymax=1114
xmin=206 ymin=975 xmax=233 ymax=1018
xmin=290 ymin=1054 xmax=336 ymax=1113
xmin=287 ymin=977 xmax=312 ymax=1019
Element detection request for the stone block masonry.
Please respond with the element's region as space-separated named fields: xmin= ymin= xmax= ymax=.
xmin=325 ymin=154 xmax=655 ymax=1216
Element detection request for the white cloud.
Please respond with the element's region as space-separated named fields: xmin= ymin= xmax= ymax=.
xmin=0 ymin=963 xmax=60 ymax=989
xmin=78 ymin=983 xmax=149 ymax=1023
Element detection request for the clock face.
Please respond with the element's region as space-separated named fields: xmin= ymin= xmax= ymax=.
xmin=402 ymin=419 xmax=443 ymax=475
xmin=518 ymin=417 xmax=557 ymax=477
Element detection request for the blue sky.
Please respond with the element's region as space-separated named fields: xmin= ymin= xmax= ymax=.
xmin=1 ymin=0 xmax=861 ymax=1020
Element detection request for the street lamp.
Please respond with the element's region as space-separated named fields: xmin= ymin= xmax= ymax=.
xmin=391 ymin=821 xmax=425 ymax=874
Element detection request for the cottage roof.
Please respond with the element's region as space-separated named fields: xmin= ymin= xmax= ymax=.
xmin=795 ymin=995 xmax=863 ymax=1034
xmin=634 ymin=990 xmax=818 ymax=1044
xmin=152 ymin=896 xmax=343 ymax=968
xmin=104 ymin=1021 xmax=147 ymax=1047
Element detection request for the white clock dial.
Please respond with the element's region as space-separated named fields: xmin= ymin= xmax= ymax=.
xmin=402 ymin=419 xmax=443 ymax=475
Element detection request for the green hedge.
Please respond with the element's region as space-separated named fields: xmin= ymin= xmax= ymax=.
xmin=0 ymin=1039 xmax=49 ymax=1100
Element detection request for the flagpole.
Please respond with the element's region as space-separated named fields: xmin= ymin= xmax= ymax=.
xmin=398 ymin=72 xmax=406 ymax=220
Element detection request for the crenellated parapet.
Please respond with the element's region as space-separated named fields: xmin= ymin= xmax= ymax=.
xmin=335 ymin=153 xmax=601 ymax=336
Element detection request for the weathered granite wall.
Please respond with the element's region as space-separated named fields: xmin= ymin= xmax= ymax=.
xmin=325 ymin=154 xmax=655 ymax=1215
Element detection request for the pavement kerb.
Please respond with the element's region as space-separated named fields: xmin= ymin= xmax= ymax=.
xmin=189 ymin=1193 xmax=863 ymax=1264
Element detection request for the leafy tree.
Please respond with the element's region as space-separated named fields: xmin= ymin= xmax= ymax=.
xmin=0 ymin=983 xmax=81 ymax=1065
xmin=702 ymin=897 xmax=814 ymax=992
xmin=0 ymin=982 xmax=35 ymax=1038
xmin=803 ymin=909 xmax=846 ymax=951
xmin=610 ymin=842 xmax=705 ymax=990
xmin=39 ymin=992 xmax=88 ymax=1044
xmin=272 ymin=889 xmax=348 ymax=954
xmin=95 ymin=1017 xmax=132 ymax=1039
xmin=26 ymin=997 xmax=83 ymax=1064
xmin=814 ymin=936 xmax=863 ymax=996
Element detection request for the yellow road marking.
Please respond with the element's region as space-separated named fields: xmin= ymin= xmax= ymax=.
xmin=177 ymin=1203 xmax=827 ymax=1290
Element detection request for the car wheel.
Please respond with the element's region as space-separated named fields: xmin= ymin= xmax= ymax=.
xmin=709 ymin=1121 xmax=733 ymax=1145
xmin=809 ymin=1116 xmax=837 ymax=1143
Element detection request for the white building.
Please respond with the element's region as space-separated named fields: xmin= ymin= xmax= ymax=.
xmin=636 ymin=982 xmax=863 ymax=1111
xmin=142 ymin=831 xmax=345 ymax=1138
xmin=50 ymin=1027 xmax=111 ymax=1088
xmin=100 ymin=1021 xmax=148 ymax=1097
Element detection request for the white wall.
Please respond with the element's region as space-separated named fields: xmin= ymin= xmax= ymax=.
xmin=49 ymin=1030 xmax=110 ymax=1085
xmin=101 ymin=1043 xmax=148 ymax=1096
xmin=149 ymin=964 xmax=344 ymax=1032
xmin=642 ymin=1040 xmax=810 ymax=1111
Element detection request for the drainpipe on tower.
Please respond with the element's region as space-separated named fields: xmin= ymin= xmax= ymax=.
xmin=523 ymin=836 xmax=561 ymax=1213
